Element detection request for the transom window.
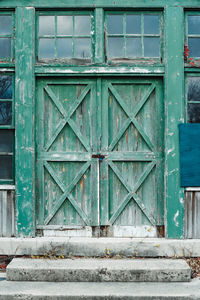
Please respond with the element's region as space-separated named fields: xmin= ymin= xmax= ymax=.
xmin=37 ymin=12 xmax=93 ymax=61
xmin=0 ymin=75 xmax=14 ymax=183
xmin=105 ymin=12 xmax=162 ymax=59
xmin=0 ymin=13 xmax=14 ymax=61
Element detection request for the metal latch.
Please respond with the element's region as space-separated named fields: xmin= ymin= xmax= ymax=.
xmin=92 ymin=154 xmax=106 ymax=161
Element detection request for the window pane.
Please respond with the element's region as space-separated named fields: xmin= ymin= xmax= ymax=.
xmin=0 ymin=38 xmax=11 ymax=58
xmin=0 ymin=155 xmax=12 ymax=179
xmin=57 ymin=16 xmax=73 ymax=35
xmin=107 ymin=15 xmax=123 ymax=34
xmin=0 ymin=76 xmax=12 ymax=99
xmin=126 ymin=15 xmax=141 ymax=34
xmin=39 ymin=39 xmax=55 ymax=59
xmin=57 ymin=38 xmax=72 ymax=58
xmin=39 ymin=16 xmax=55 ymax=35
xmin=144 ymin=37 xmax=160 ymax=57
xmin=74 ymin=38 xmax=91 ymax=58
xmin=75 ymin=16 xmax=90 ymax=35
xmin=0 ymin=101 xmax=12 ymax=125
xmin=144 ymin=15 xmax=159 ymax=34
xmin=188 ymin=38 xmax=200 ymax=57
xmin=188 ymin=16 xmax=200 ymax=35
xmin=126 ymin=37 xmax=142 ymax=57
xmin=108 ymin=37 xmax=123 ymax=57
xmin=0 ymin=16 xmax=12 ymax=35
xmin=0 ymin=130 xmax=13 ymax=152
xmin=188 ymin=103 xmax=200 ymax=123
xmin=188 ymin=77 xmax=200 ymax=102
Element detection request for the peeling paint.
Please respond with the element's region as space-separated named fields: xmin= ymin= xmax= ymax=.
xmin=174 ymin=210 xmax=179 ymax=227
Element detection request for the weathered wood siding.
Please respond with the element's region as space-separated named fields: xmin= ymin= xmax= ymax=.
xmin=0 ymin=189 xmax=15 ymax=237
xmin=185 ymin=190 xmax=200 ymax=238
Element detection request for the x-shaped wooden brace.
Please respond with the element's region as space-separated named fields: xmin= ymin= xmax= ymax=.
xmin=107 ymin=160 xmax=157 ymax=225
xmin=44 ymin=84 xmax=91 ymax=152
xmin=108 ymin=83 xmax=156 ymax=152
xmin=44 ymin=161 xmax=91 ymax=225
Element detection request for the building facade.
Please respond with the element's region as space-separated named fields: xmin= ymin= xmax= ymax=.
xmin=0 ymin=0 xmax=200 ymax=239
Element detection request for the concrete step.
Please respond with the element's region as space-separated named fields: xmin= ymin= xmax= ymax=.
xmin=6 ymin=258 xmax=191 ymax=282
xmin=0 ymin=279 xmax=200 ymax=299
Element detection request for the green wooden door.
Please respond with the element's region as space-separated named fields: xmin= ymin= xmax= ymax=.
xmin=36 ymin=77 xmax=164 ymax=236
xmin=100 ymin=78 xmax=164 ymax=236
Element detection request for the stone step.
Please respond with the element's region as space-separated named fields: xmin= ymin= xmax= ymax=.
xmin=0 ymin=279 xmax=200 ymax=299
xmin=6 ymin=258 xmax=191 ymax=282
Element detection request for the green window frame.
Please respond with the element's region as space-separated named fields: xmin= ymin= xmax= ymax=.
xmin=36 ymin=11 xmax=94 ymax=63
xmin=0 ymin=12 xmax=15 ymax=62
xmin=105 ymin=11 xmax=163 ymax=62
xmin=0 ymin=74 xmax=15 ymax=184
xmin=185 ymin=12 xmax=200 ymax=60
xmin=185 ymin=74 xmax=200 ymax=123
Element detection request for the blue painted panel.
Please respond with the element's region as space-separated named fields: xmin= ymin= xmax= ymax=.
xmin=179 ymin=124 xmax=200 ymax=187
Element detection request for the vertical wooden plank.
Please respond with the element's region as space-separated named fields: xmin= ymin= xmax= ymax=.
xmin=2 ymin=191 xmax=7 ymax=237
xmin=94 ymin=8 xmax=104 ymax=64
xmin=100 ymin=80 xmax=109 ymax=224
xmin=0 ymin=192 xmax=2 ymax=236
xmin=15 ymin=7 xmax=35 ymax=237
xmin=165 ymin=6 xmax=184 ymax=238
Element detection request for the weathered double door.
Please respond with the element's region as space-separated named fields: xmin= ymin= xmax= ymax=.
xmin=36 ymin=77 xmax=164 ymax=237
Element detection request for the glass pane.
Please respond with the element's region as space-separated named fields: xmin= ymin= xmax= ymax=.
xmin=57 ymin=38 xmax=72 ymax=58
xmin=144 ymin=15 xmax=159 ymax=34
xmin=39 ymin=16 xmax=55 ymax=35
xmin=108 ymin=37 xmax=123 ymax=57
xmin=188 ymin=103 xmax=200 ymax=123
xmin=0 ymin=155 xmax=12 ymax=179
xmin=188 ymin=77 xmax=200 ymax=102
xmin=0 ymin=38 xmax=11 ymax=58
xmin=144 ymin=37 xmax=160 ymax=57
xmin=57 ymin=16 xmax=73 ymax=35
xmin=188 ymin=16 xmax=200 ymax=35
xmin=74 ymin=38 xmax=91 ymax=58
xmin=107 ymin=15 xmax=123 ymax=34
xmin=0 ymin=76 xmax=12 ymax=99
xmin=0 ymin=16 xmax=12 ymax=35
xmin=126 ymin=15 xmax=141 ymax=34
xmin=188 ymin=38 xmax=200 ymax=57
xmin=75 ymin=16 xmax=90 ymax=35
xmin=39 ymin=39 xmax=55 ymax=59
xmin=126 ymin=37 xmax=142 ymax=57
xmin=0 ymin=130 xmax=13 ymax=152
xmin=0 ymin=101 xmax=12 ymax=125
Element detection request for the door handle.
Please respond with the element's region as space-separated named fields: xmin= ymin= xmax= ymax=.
xmin=92 ymin=154 xmax=106 ymax=160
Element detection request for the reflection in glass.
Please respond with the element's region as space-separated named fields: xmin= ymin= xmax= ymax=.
xmin=188 ymin=103 xmax=200 ymax=123
xmin=0 ymin=130 xmax=13 ymax=152
xmin=0 ymin=76 xmax=12 ymax=99
xmin=188 ymin=77 xmax=200 ymax=102
xmin=126 ymin=15 xmax=141 ymax=34
xmin=126 ymin=37 xmax=142 ymax=57
xmin=0 ymin=38 xmax=11 ymax=58
xmin=39 ymin=39 xmax=55 ymax=59
xmin=0 ymin=101 xmax=12 ymax=125
xmin=144 ymin=37 xmax=160 ymax=57
xmin=107 ymin=15 xmax=123 ymax=34
xmin=57 ymin=38 xmax=72 ymax=58
xmin=188 ymin=38 xmax=200 ymax=57
xmin=0 ymin=155 xmax=12 ymax=179
xmin=0 ymin=16 xmax=12 ymax=35
xmin=144 ymin=15 xmax=159 ymax=34
xmin=57 ymin=16 xmax=73 ymax=35
xmin=75 ymin=16 xmax=90 ymax=35
xmin=188 ymin=16 xmax=200 ymax=35
xmin=108 ymin=37 xmax=123 ymax=57
xmin=74 ymin=38 xmax=91 ymax=58
xmin=39 ymin=16 xmax=55 ymax=35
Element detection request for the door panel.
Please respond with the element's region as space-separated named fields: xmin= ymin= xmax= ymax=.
xmin=36 ymin=77 xmax=164 ymax=237
xmin=36 ymin=79 xmax=98 ymax=227
xmin=100 ymin=79 xmax=164 ymax=230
